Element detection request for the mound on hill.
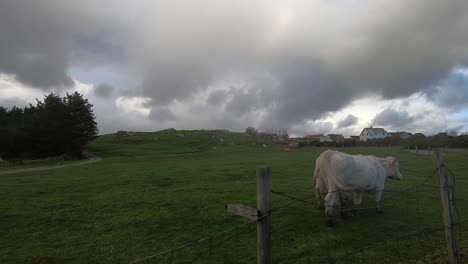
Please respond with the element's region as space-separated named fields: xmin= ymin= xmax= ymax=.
xmin=91 ymin=129 xmax=277 ymax=158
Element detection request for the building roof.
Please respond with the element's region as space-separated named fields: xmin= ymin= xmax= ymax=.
xmin=305 ymin=134 xmax=324 ymax=139
xmin=288 ymin=137 xmax=303 ymax=142
xmin=328 ymin=134 xmax=345 ymax=139
xmin=363 ymin=127 xmax=388 ymax=135
xmin=389 ymin=132 xmax=412 ymax=137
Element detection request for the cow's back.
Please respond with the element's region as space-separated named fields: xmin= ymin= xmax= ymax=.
xmin=324 ymin=151 xmax=386 ymax=191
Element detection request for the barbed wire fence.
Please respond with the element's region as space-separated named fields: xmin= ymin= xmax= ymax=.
xmin=129 ymin=149 xmax=465 ymax=263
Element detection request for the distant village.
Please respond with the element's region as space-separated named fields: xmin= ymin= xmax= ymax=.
xmin=245 ymin=127 xmax=468 ymax=149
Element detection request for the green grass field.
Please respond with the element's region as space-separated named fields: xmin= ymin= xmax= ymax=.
xmin=0 ymin=159 xmax=74 ymax=172
xmin=1 ymin=130 xmax=467 ymax=263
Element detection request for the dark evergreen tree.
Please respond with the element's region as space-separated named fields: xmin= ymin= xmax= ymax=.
xmin=0 ymin=92 xmax=98 ymax=160
xmin=0 ymin=106 xmax=8 ymax=127
xmin=64 ymin=92 xmax=98 ymax=157
xmin=33 ymin=94 xmax=69 ymax=156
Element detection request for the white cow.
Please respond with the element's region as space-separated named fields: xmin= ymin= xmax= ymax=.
xmin=313 ymin=150 xmax=402 ymax=224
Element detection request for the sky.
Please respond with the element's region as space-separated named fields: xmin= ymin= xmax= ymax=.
xmin=1 ymin=0 xmax=468 ymax=136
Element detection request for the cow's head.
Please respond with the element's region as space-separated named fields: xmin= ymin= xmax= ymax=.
xmin=387 ymin=157 xmax=402 ymax=180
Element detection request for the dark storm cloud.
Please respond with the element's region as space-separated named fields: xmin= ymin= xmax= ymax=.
xmin=224 ymin=89 xmax=261 ymax=116
xmin=2 ymin=0 xmax=468 ymax=134
xmin=72 ymin=32 xmax=128 ymax=67
xmin=148 ymin=107 xmax=175 ymax=122
xmin=207 ymin=90 xmax=228 ymax=105
xmin=426 ymin=70 xmax=468 ymax=111
xmin=133 ymin=0 xmax=468 ymax=131
xmin=0 ymin=0 xmax=120 ymax=89
xmin=329 ymin=1 xmax=468 ymax=99
xmin=94 ymin=83 xmax=114 ymax=98
xmin=137 ymin=64 xmax=213 ymax=104
xmin=336 ymin=114 xmax=358 ymax=128
xmin=222 ymin=74 xmax=277 ymax=118
xmin=257 ymin=63 xmax=354 ymax=129
xmin=372 ymin=108 xmax=415 ymax=128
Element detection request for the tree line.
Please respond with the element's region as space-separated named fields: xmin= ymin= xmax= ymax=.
xmin=295 ymin=134 xmax=468 ymax=148
xmin=0 ymin=92 xmax=98 ymax=162
xmin=245 ymin=127 xmax=468 ymax=149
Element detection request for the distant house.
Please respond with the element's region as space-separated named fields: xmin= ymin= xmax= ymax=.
xmin=413 ymin=132 xmax=426 ymax=138
xmin=304 ymin=134 xmax=324 ymax=141
xmin=258 ymin=130 xmax=289 ymax=143
xmin=360 ymin=127 xmax=390 ymax=141
xmin=350 ymin=136 xmax=360 ymax=141
xmin=287 ymin=137 xmax=302 ymax=148
xmin=328 ymin=134 xmax=345 ymax=142
xmin=389 ymin=132 xmax=413 ymax=139
xmin=318 ymin=134 xmax=345 ymax=142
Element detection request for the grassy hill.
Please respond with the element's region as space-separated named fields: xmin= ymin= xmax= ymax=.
xmin=1 ymin=129 xmax=467 ymax=263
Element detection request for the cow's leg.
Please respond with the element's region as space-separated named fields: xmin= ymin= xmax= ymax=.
xmin=352 ymin=192 xmax=363 ymax=216
xmin=324 ymin=190 xmax=339 ymax=226
xmin=315 ymin=177 xmax=325 ymax=209
xmin=339 ymin=192 xmax=351 ymax=218
xmin=375 ymin=190 xmax=383 ymax=214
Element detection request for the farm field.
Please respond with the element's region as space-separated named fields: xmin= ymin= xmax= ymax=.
xmin=1 ymin=130 xmax=467 ymax=263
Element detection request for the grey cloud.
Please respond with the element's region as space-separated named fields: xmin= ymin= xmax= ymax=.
xmin=148 ymin=107 xmax=176 ymax=122
xmin=290 ymin=121 xmax=334 ymax=136
xmin=94 ymin=83 xmax=114 ymax=97
xmin=258 ymin=63 xmax=354 ymax=130
xmin=72 ymin=32 xmax=128 ymax=67
xmin=0 ymin=98 xmax=30 ymax=109
xmin=133 ymin=0 xmax=468 ymax=132
xmin=137 ymin=64 xmax=213 ymax=105
xmin=0 ymin=0 xmax=122 ymax=89
xmin=327 ymin=1 xmax=468 ymax=98
xmin=2 ymin=1 xmax=468 ymax=134
xmin=224 ymin=90 xmax=259 ymax=116
xmin=207 ymin=90 xmax=227 ymax=105
xmin=336 ymin=114 xmax=358 ymax=128
xmin=224 ymin=80 xmax=276 ymax=117
xmin=372 ymin=108 xmax=415 ymax=128
xmin=427 ymin=71 xmax=468 ymax=111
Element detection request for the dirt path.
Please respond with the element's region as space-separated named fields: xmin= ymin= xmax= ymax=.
xmin=0 ymin=152 xmax=102 ymax=176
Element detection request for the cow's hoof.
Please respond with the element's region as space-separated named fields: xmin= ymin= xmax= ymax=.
xmin=326 ymin=218 xmax=335 ymax=227
xmin=376 ymin=209 xmax=383 ymax=214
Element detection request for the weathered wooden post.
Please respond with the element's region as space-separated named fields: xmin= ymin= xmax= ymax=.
xmin=256 ymin=167 xmax=271 ymax=264
xmin=433 ymin=149 xmax=462 ymax=264
xmin=226 ymin=167 xmax=271 ymax=264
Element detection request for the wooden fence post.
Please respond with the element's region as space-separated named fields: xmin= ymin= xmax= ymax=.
xmin=433 ymin=148 xmax=462 ymax=264
xmin=257 ymin=167 xmax=271 ymax=264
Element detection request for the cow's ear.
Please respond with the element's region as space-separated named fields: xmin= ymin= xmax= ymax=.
xmin=391 ymin=158 xmax=398 ymax=166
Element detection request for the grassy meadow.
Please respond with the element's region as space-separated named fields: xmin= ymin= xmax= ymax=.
xmin=1 ymin=130 xmax=468 ymax=263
